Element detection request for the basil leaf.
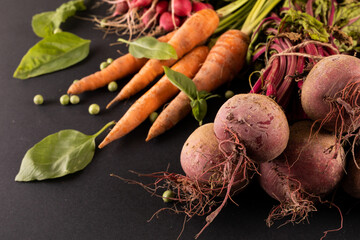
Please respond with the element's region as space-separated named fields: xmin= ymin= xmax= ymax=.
xmin=13 ymin=32 xmax=90 ymax=79
xmin=32 ymin=0 xmax=86 ymax=38
xmin=163 ymin=66 xmax=197 ymax=101
xmin=118 ymin=37 xmax=178 ymax=60
xmin=191 ymin=99 xmax=207 ymax=126
xmin=15 ymin=121 xmax=115 ymax=182
xmin=32 ymin=12 xmax=56 ymax=38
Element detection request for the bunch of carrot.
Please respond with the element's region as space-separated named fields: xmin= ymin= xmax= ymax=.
xmin=67 ymin=0 xmax=281 ymax=148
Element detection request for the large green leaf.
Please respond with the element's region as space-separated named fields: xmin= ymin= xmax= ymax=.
xmin=13 ymin=31 xmax=90 ymax=79
xmin=118 ymin=37 xmax=178 ymax=60
xmin=15 ymin=121 xmax=115 ymax=182
xmin=32 ymin=0 xmax=86 ymax=38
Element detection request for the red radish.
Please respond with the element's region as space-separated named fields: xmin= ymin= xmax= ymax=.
xmin=342 ymin=149 xmax=360 ymax=198
xmin=214 ymin=93 xmax=290 ymax=164
xmin=155 ymin=0 xmax=169 ymax=15
xmin=159 ymin=11 xmax=180 ymax=31
xmin=141 ymin=8 xmax=155 ymax=26
xmin=112 ymin=1 xmax=129 ymax=17
xmin=172 ymin=0 xmax=192 ymax=17
xmin=130 ymin=0 xmax=152 ymax=8
xmin=192 ymin=1 xmax=212 ymax=12
xmin=259 ymin=121 xmax=345 ymax=227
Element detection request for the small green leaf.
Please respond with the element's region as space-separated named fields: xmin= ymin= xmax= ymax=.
xmin=164 ymin=66 xmax=197 ymax=101
xmin=15 ymin=121 xmax=115 ymax=182
xmin=13 ymin=32 xmax=90 ymax=79
xmin=32 ymin=0 xmax=86 ymax=38
xmin=118 ymin=37 xmax=178 ymax=60
xmin=191 ymin=99 xmax=207 ymax=126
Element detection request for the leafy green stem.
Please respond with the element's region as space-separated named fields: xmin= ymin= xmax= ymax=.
xmin=93 ymin=121 xmax=116 ymax=138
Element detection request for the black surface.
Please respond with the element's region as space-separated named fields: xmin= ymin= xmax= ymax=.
xmin=1 ymin=1 xmax=360 ymax=240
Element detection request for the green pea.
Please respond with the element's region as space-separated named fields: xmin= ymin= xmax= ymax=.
xmin=70 ymin=95 xmax=80 ymax=104
xmin=33 ymin=94 xmax=44 ymax=105
xmin=162 ymin=190 xmax=175 ymax=203
xmin=107 ymin=58 xmax=114 ymax=64
xmin=88 ymin=103 xmax=100 ymax=115
xmin=225 ymin=90 xmax=234 ymax=99
xmin=149 ymin=112 xmax=158 ymax=123
xmin=100 ymin=61 xmax=109 ymax=70
xmin=107 ymin=81 xmax=118 ymax=92
xmin=60 ymin=94 xmax=70 ymax=105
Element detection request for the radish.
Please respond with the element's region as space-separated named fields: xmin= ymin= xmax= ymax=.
xmin=213 ymin=93 xmax=290 ymax=164
xmin=155 ymin=0 xmax=169 ymax=15
xmin=159 ymin=11 xmax=180 ymax=31
xmin=131 ymin=0 xmax=152 ymax=8
xmin=141 ymin=1 xmax=169 ymax=29
xmin=191 ymin=1 xmax=212 ymax=12
xmin=259 ymin=121 xmax=345 ymax=228
xmin=172 ymin=0 xmax=192 ymax=17
xmin=112 ymin=1 xmax=129 ymax=17
xmin=141 ymin=8 xmax=155 ymax=27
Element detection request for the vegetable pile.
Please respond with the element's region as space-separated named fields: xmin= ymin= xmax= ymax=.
xmin=12 ymin=0 xmax=360 ymax=239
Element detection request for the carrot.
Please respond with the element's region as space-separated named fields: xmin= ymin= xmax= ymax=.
xmin=98 ymin=46 xmax=209 ymax=148
xmin=106 ymin=8 xmax=219 ymax=107
xmin=146 ymin=29 xmax=249 ymax=141
xmin=67 ymin=31 xmax=177 ymax=95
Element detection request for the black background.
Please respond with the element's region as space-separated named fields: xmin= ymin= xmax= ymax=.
xmin=1 ymin=0 xmax=360 ymax=239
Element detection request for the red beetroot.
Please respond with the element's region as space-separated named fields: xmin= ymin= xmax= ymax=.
xmin=259 ymin=121 xmax=345 ymax=227
xmin=172 ymin=0 xmax=192 ymax=17
xmin=301 ymin=55 xmax=360 ymax=135
xmin=159 ymin=11 xmax=180 ymax=31
xmin=181 ymin=123 xmax=248 ymax=189
xmin=214 ymin=93 xmax=290 ymax=163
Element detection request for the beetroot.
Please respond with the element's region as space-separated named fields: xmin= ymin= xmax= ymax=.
xmin=214 ymin=93 xmax=290 ymax=163
xmin=301 ymin=55 xmax=360 ymax=136
xmin=181 ymin=123 xmax=248 ymax=189
xmin=259 ymin=121 xmax=345 ymax=227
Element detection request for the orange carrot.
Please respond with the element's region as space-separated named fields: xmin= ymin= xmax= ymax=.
xmin=106 ymin=8 xmax=219 ymax=107
xmin=98 ymin=46 xmax=209 ymax=148
xmin=67 ymin=31 xmax=176 ymax=95
xmin=146 ymin=29 xmax=250 ymax=141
